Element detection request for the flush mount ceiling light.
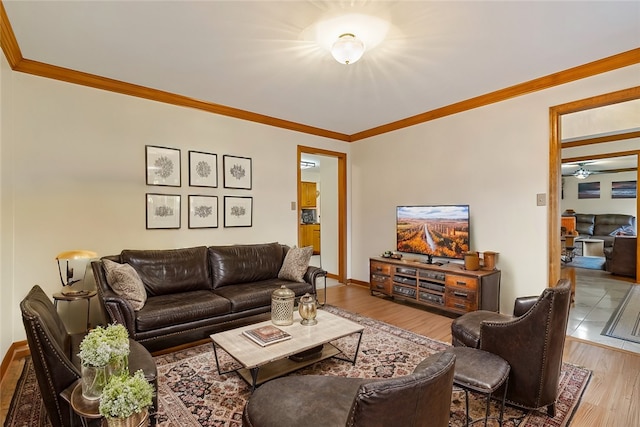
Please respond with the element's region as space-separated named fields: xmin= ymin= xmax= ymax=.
xmin=574 ymin=166 xmax=591 ymax=179
xmin=311 ymin=13 xmax=390 ymax=65
xmin=331 ymin=33 xmax=365 ymax=65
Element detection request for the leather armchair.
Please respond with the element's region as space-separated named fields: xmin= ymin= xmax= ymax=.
xmin=242 ymin=351 xmax=456 ymax=427
xmin=450 ymin=279 xmax=571 ymax=417
xmin=604 ymin=236 xmax=637 ymax=278
xmin=20 ymin=285 xmax=158 ymax=427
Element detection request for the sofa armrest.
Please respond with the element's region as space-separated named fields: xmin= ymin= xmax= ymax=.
xmin=91 ymin=260 xmax=138 ymax=337
xmin=304 ymin=266 xmax=327 ymax=295
xmin=513 ymin=296 xmax=538 ymax=317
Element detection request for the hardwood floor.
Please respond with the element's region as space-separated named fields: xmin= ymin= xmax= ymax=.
xmin=2 ymin=284 xmax=638 ymax=426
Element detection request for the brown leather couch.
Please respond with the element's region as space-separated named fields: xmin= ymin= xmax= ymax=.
xmin=92 ymin=242 xmax=325 ymax=352
xmin=604 ymin=236 xmax=637 ymax=278
xmin=450 ymin=279 xmax=571 ymax=417
xmin=572 ymin=213 xmax=636 ymax=250
xmin=242 ymin=351 xmax=456 ymax=427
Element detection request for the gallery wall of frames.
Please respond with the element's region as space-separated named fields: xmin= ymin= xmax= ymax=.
xmin=144 ymin=145 xmax=253 ymax=229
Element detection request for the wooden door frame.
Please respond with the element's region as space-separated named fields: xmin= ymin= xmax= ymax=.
xmin=298 ymin=146 xmax=347 ymax=284
xmin=548 ymin=86 xmax=640 ymax=285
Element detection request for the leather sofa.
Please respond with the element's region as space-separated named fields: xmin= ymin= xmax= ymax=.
xmin=92 ymin=242 xmax=325 ymax=352
xmin=572 ymin=213 xmax=636 ymax=250
xmin=604 ymin=236 xmax=637 ymax=278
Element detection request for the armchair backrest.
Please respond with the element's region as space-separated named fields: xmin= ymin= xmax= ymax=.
xmin=479 ymin=279 xmax=571 ymax=411
xmin=20 ymin=285 xmax=81 ymax=427
xmin=347 ymin=351 xmax=456 ymax=427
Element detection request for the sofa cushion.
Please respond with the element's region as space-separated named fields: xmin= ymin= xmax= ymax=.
xmin=120 ymin=246 xmax=211 ymax=297
xmin=278 ymin=246 xmax=313 ymax=282
xmin=135 ymin=290 xmax=231 ymax=332
xmin=102 ymin=259 xmax=147 ymax=310
xmin=214 ymin=279 xmax=314 ymax=312
xmin=208 ymin=242 xmax=284 ymax=289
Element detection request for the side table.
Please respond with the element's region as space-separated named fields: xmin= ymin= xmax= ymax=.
xmin=70 ymin=381 xmax=102 ymax=427
xmin=53 ymin=290 xmax=97 ymax=331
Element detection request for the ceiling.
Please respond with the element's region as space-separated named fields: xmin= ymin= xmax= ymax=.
xmin=3 ymin=1 xmax=640 ymax=136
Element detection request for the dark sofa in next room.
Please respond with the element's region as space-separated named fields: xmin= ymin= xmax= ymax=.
xmin=92 ymin=242 xmax=325 ymax=352
xmin=570 ymin=213 xmax=636 ymax=256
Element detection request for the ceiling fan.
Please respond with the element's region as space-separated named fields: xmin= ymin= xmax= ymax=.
xmin=561 ymin=161 xmax=600 ymax=180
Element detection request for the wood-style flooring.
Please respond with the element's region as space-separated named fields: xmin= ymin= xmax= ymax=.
xmin=2 ymin=284 xmax=639 ymax=426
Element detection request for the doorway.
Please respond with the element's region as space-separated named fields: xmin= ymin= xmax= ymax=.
xmin=297 ymin=146 xmax=347 ymax=284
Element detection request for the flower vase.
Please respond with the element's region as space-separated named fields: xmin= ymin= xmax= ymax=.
xmin=106 ymin=409 xmax=149 ymax=427
xmin=109 ymin=354 xmax=129 ymax=377
xmin=81 ymin=364 xmax=109 ymax=400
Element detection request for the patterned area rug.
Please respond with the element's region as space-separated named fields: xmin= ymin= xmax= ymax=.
xmin=5 ymin=306 xmax=591 ymax=427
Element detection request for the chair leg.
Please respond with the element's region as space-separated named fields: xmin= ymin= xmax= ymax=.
xmin=464 ymin=389 xmax=470 ymax=427
xmin=499 ymin=381 xmax=508 ymax=426
xmin=484 ymin=392 xmax=492 ymax=427
xmin=547 ymin=402 xmax=556 ymax=418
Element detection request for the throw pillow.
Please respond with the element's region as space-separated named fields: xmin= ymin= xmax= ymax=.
xmin=278 ymin=246 xmax=313 ymax=282
xmin=610 ymin=225 xmax=635 ymax=236
xmin=102 ymin=259 xmax=147 ymax=310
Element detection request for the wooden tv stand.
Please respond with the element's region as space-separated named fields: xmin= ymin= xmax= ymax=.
xmin=369 ymin=257 xmax=501 ymax=314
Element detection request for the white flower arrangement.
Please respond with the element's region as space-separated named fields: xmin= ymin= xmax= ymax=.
xmin=78 ymin=323 xmax=129 ymax=367
xmin=99 ymin=370 xmax=154 ymax=419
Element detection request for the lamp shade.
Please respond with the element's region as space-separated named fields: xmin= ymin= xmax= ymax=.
xmin=331 ymin=33 xmax=365 ymax=65
xmin=56 ymin=250 xmax=98 ymax=260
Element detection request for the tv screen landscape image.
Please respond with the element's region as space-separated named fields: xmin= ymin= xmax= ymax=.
xmin=396 ymin=205 xmax=470 ymax=260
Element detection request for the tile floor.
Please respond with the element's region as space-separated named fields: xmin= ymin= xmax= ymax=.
xmin=568 ymin=267 xmax=640 ymax=353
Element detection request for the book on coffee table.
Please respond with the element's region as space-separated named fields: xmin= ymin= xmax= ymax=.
xmin=243 ymin=325 xmax=292 ymax=347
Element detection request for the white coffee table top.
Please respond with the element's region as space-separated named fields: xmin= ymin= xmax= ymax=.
xmin=210 ymin=309 xmax=364 ymax=369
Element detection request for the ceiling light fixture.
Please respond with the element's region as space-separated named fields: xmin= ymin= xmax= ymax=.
xmin=574 ymin=167 xmax=591 ymax=180
xmin=331 ymin=33 xmax=365 ymax=65
xmin=300 ymin=161 xmax=316 ymax=169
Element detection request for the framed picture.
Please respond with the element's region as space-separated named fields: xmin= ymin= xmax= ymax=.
xmin=223 ymin=155 xmax=252 ymax=189
xmin=146 ymin=145 xmax=181 ymax=187
xmin=611 ymin=180 xmax=637 ymax=199
xmin=146 ymin=193 xmax=181 ymax=229
xmin=189 ymin=151 xmax=217 ymax=187
xmin=224 ymin=196 xmax=253 ymax=227
xmin=189 ymin=195 xmax=218 ymax=228
xmin=578 ymin=182 xmax=600 ymax=199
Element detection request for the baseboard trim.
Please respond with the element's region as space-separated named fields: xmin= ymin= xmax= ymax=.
xmin=1 ymin=340 xmax=29 ymax=384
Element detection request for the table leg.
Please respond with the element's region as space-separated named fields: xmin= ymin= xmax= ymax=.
xmin=331 ymin=330 xmax=363 ymax=365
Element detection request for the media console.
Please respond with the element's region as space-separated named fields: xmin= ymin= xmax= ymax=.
xmin=369 ymin=257 xmax=501 ymax=314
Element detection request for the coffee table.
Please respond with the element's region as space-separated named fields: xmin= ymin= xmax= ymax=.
xmin=210 ymin=310 xmax=364 ymax=389
xmin=581 ymin=238 xmax=605 ymax=257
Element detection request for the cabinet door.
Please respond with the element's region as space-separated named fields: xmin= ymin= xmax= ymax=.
xmin=312 ymin=225 xmax=321 ymax=254
xmin=301 ymin=182 xmax=317 ymax=208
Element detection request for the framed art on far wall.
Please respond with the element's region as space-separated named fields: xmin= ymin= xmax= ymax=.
xmin=146 ymin=193 xmax=181 ymax=229
xmin=189 ymin=151 xmax=218 ymax=187
xmin=224 ymin=196 xmax=253 ymax=227
xmin=223 ymin=155 xmax=252 ymax=189
xmin=146 ymin=145 xmax=181 ymax=187
xmin=189 ymin=195 xmax=218 ymax=228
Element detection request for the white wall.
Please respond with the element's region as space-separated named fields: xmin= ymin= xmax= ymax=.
xmin=0 ymin=65 xmax=349 ymax=356
xmin=350 ymin=64 xmax=640 ymax=313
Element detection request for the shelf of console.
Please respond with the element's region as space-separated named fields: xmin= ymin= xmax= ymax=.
xmin=369 ymin=257 xmax=501 ymax=315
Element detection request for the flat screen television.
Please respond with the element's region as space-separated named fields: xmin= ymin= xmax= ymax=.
xmin=396 ymin=205 xmax=470 ymax=261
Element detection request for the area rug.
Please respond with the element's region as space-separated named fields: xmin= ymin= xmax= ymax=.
xmin=602 ymin=284 xmax=640 ymax=344
xmin=5 ymin=306 xmax=591 ymax=427
xmin=565 ymin=255 xmax=605 ymax=270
